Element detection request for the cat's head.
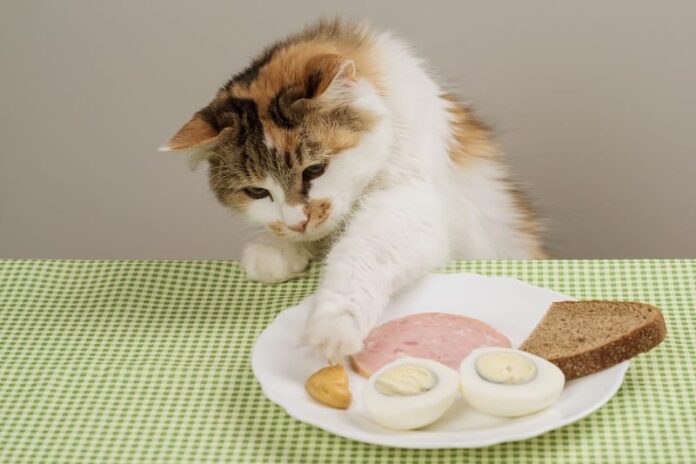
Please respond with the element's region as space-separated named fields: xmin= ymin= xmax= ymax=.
xmin=162 ymin=28 xmax=390 ymax=242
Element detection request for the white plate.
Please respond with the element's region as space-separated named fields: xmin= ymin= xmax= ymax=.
xmin=252 ymin=273 xmax=630 ymax=448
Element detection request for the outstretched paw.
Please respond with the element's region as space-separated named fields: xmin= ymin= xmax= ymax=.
xmin=303 ymin=293 xmax=366 ymax=363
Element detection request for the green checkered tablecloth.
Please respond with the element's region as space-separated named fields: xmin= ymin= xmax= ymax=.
xmin=0 ymin=260 xmax=694 ymax=463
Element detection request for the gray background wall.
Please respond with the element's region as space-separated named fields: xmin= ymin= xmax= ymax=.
xmin=1 ymin=0 xmax=694 ymax=259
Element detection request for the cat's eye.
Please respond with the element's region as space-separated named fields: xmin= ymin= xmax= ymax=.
xmin=243 ymin=186 xmax=271 ymax=200
xmin=302 ymin=162 xmax=328 ymax=181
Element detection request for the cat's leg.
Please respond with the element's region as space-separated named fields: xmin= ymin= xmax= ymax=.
xmin=303 ymin=183 xmax=449 ymax=362
xmin=241 ymin=236 xmax=311 ymax=284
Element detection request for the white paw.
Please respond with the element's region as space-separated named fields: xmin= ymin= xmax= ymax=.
xmin=303 ymin=292 xmax=366 ymax=363
xmin=241 ymin=241 xmax=309 ymax=284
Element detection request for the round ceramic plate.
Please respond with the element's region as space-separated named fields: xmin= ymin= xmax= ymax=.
xmin=252 ymin=273 xmax=630 ymax=448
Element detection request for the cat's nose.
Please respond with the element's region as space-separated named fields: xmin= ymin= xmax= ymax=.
xmin=287 ymin=217 xmax=308 ymax=233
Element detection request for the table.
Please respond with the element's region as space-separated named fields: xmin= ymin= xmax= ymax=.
xmin=0 ymin=260 xmax=694 ymax=463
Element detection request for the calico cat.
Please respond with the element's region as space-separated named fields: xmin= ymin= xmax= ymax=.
xmin=162 ymin=19 xmax=548 ymax=362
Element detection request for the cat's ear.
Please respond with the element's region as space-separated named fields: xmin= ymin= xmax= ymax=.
xmin=159 ymin=112 xmax=220 ymax=153
xmin=304 ymin=54 xmax=357 ymax=100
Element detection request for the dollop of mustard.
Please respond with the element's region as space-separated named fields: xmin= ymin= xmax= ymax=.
xmin=305 ymin=365 xmax=352 ymax=409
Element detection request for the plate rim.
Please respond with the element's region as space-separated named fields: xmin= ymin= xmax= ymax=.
xmin=251 ymin=272 xmax=631 ymax=449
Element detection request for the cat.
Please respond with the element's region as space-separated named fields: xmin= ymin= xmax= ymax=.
xmin=161 ymin=19 xmax=548 ymax=362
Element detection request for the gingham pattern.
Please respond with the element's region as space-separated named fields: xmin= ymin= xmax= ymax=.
xmin=0 ymin=260 xmax=693 ymax=463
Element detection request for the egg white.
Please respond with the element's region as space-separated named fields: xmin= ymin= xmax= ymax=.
xmin=362 ymin=357 xmax=460 ymax=430
xmin=460 ymin=347 xmax=565 ymax=417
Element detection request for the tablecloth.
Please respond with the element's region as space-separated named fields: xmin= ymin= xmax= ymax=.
xmin=0 ymin=260 xmax=694 ymax=463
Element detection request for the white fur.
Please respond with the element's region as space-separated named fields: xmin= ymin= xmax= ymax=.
xmin=240 ymin=29 xmax=541 ymax=361
xmin=241 ymin=237 xmax=309 ymax=284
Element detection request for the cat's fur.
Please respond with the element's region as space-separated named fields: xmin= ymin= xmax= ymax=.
xmin=162 ymin=19 xmax=548 ymax=362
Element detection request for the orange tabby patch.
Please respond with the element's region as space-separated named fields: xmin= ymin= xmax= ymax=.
xmin=268 ymin=221 xmax=287 ymax=237
xmin=306 ymin=199 xmax=332 ymax=230
xmin=262 ymin=128 xmax=301 ymax=154
xmin=306 ymin=123 xmax=365 ymax=154
xmin=441 ymin=93 xmax=498 ymax=164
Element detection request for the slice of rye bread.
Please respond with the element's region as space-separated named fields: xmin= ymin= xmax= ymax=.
xmin=520 ymin=300 xmax=666 ymax=380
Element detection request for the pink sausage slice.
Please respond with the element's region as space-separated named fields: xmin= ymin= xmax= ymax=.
xmin=350 ymin=312 xmax=511 ymax=377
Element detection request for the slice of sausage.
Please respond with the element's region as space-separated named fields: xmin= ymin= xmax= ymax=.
xmin=350 ymin=312 xmax=511 ymax=377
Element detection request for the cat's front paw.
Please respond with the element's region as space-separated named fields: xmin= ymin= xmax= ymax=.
xmin=303 ymin=293 xmax=366 ymax=363
xmin=241 ymin=241 xmax=309 ymax=284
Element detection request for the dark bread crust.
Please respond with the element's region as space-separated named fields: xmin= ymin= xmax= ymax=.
xmin=521 ymin=301 xmax=667 ymax=380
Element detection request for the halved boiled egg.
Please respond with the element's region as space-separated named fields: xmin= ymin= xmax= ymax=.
xmin=460 ymin=347 xmax=565 ymax=417
xmin=362 ymin=357 xmax=460 ymax=430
